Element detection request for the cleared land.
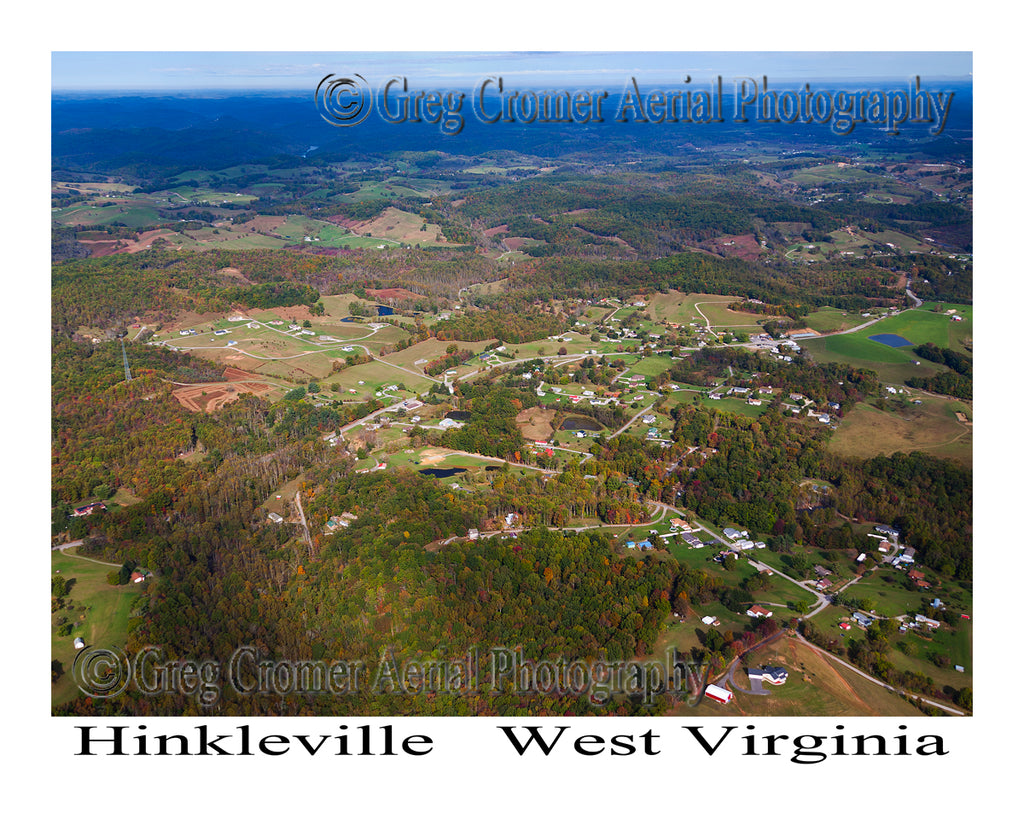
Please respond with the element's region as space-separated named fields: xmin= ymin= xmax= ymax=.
xmin=51 ymin=549 xmax=145 ymax=707
xmin=648 ymin=291 xmax=785 ymax=331
xmin=802 ymin=304 xmax=972 ymax=383
xmin=828 ymin=396 xmax=971 ymax=466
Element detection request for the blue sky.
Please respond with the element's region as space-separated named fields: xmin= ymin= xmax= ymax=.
xmin=51 ymin=51 xmax=972 ymax=91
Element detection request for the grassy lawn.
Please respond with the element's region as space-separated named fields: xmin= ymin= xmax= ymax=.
xmin=700 ymin=396 xmax=768 ymax=418
xmin=51 ymin=549 xmax=145 ymax=708
xmin=720 ymin=635 xmax=921 ymax=716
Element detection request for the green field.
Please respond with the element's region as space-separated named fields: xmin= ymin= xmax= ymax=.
xmin=801 ymin=307 xmax=859 ymax=334
xmin=802 ymin=304 xmax=972 ymax=383
xmin=51 ymin=549 xmax=145 ymax=707
xmin=700 ymin=396 xmax=768 ymax=418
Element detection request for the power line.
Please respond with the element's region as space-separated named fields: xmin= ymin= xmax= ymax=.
xmin=121 ymin=337 xmax=132 ymax=382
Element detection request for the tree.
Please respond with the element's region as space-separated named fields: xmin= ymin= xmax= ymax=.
xmin=51 ymin=575 xmax=70 ymax=599
xmin=117 ymin=560 xmax=137 ymax=586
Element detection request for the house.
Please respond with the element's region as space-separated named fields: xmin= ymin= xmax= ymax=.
xmin=130 ymin=571 xmax=146 ymax=584
xmin=642 ymin=414 xmax=656 ymax=424
xmin=625 ymin=541 xmax=637 ymax=549
xmin=915 ymin=579 xmax=931 ymax=590
xmin=703 ymin=684 xmax=733 ymax=704
xmin=723 ymin=527 xmax=746 ymax=540
xmin=915 ymin=614 xmax=941 ymax=629
xmin=682 ymin=534 xmax=703 ymax=548
xmin=267 ymin=512 xmax=284 ymax=523
xmin=856 ymin=553 xmax=866 ymax=563
xmin=874 ymin=525 xmax=900 ymax=537
xmin=813 ymin=565 xmax=831 ymax=577
xmin=907 ymin=569 xmax=925 ymax=581
xmin=468 ymin=529 xmax=479 ymax=540
xmin=839 ymin=622 xmax=851 ymax=631
xmin=931 ymin=598 xmax=944 ymax=609
xmin=670 ymin=518 xmax=688 ymax=529
xmin=700 ymin=615 xmax=720 ymax=626
xmin=852 ymin=612 xmax=874 ymax=628
xmin=72 ymin=501 xmax=107 ymax=517
xmin=749 ymin=666 xmax=788 ymax=685
xmin=746 ymin=605 xmax=772 ymax=618
xmin=637 ymin=540 xmax=654 ymax=551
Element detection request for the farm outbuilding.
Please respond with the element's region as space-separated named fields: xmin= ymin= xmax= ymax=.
xmin=704 ymin=684 xmax=733 ymax=704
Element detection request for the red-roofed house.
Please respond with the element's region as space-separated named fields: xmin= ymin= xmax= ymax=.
xmin=746 ymin=605 xmax=773 ymax=618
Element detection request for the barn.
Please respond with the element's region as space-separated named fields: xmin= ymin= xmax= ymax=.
xmin=704 ymin=684 xmax=733 ymax=704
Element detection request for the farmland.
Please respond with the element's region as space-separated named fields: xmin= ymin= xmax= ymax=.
xmin=802 ymin=304 xmax=972 ymax=383
xmin=828 ymin=395 xmax=972 ymax=466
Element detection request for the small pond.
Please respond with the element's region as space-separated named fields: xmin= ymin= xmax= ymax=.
xmin=561 ymin=416 xmax=603 ymax=431
xmin=869 ymin=333 xmax=913 ymax=348
xmin=419 ymin=467 xmax=467 ymax=478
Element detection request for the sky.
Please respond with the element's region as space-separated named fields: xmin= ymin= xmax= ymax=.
xmin=51 ymin=51 xmax=972 ymax=92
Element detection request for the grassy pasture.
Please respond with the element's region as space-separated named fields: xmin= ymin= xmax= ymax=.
xmin=801 ymin=307 xmax=858 ymax=334
xmin=647 ymin=291 xmax=778 ymax=329
xmin=827 ymin=396 xmax=971 ymax=466
xmin=724 ymin=635 xmax=921 ymax=717
xmin=802 ymin=304 xmax=972 ymax=382
xmin=51 ymin=549 xmax=144 ymax=708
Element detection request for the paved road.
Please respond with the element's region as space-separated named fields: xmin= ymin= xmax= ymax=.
xmin=609 ymin=404 xmax=655 ymax=439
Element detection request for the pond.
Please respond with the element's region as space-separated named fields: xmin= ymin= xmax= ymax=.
xmin=561 ymin=416 xmax=603 ymax=431
xmin=419 ymin=467 xmax=467 ymax=478
xmin=868 ymin=333 xmax=913 ymax=348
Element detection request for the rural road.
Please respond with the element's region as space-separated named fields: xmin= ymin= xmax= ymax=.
xmin=791 ymin=631 xmax=965 ymax=716
xmin=51 ymin=540 xmax=121 ymax=567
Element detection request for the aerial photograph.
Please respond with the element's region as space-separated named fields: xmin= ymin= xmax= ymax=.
xmin=50 ymin=50 xmax=974 ymax=720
